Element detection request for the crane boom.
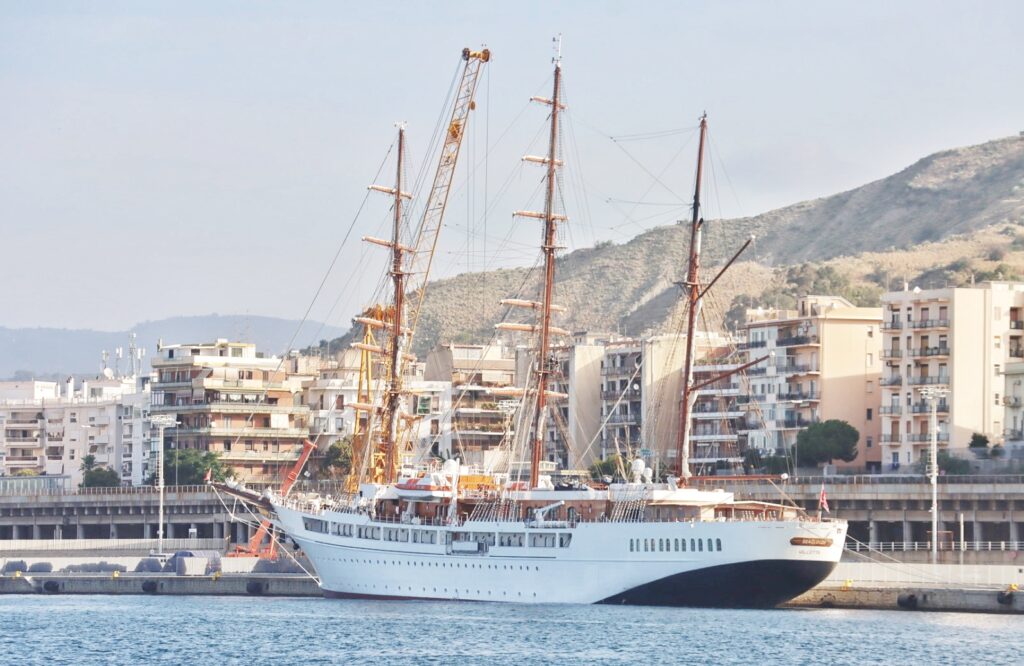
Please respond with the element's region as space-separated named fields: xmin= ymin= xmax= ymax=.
xmin=404 ymin=47 xmax=491 ymax=342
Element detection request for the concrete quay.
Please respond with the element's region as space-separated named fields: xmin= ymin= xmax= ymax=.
xmin=0 ymin=572 xmax=321 ymax=597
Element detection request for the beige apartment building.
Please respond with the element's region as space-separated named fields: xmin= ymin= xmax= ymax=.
xmin=741 ymin=296 xmax=883 ymax=472
xmin=424 ymin=343 xmax=517 ymax=468
xmin=881 ymin=282 xmax=1024 ymax=470
xmin=150 ymin=340 xmax=310 ymax=483
xmin=536 ymin=333 xmax=605 ymax=471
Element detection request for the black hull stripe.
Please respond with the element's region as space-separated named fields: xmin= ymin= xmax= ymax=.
xmin=597 ymin=559 xmax=837 ymax=608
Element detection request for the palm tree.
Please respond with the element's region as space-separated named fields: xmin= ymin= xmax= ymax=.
xmin=80 ymin=454 xmax=97 ymax=473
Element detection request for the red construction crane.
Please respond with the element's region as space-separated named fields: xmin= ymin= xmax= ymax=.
xmin=227 ymin=439 xmax=317 ymax=559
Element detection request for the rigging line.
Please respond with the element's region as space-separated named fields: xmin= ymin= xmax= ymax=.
xmin=302 ymin=143 xmax=398 ymax=347
xmin=614 ymin=129 xmax=697 ymax=222
xmin=707 ymin=131 xmax=747 ymax=220
xmin=610 ymin=126 xmax=700 ymax=141
xmin=227 ymin=141 xmax=397 ymax=453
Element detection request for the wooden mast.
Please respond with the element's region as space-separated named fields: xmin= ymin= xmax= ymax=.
xmin=676 ymin=114 xmax=708 ymax=480
xmin=382 ymin=126 xmax=406 ymax=483
xmin=529 ymin=47 xmax=563 ymax=489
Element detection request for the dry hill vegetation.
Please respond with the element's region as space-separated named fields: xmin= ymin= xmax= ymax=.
xmin=316 ymin=135 xmax=1024 ymax=356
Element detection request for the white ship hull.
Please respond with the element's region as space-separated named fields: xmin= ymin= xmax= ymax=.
xmin=274 ymin=503 xmax=846 ymax=607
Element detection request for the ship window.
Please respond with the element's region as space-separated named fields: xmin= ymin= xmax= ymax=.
xmin=629 ymin=539 xmax=634 ymax=552
xmin=690 ymin=538 xmax=695 ymax=551
xmin=681 ymin=539 xmax=686 ymax=552
xmin=643 ymin=540 xmax=648 ymax=552
xmin=657 ymin=539 xmax=663 ymax=552
xmin=559 ymin=534 xmax=572 ymax=548
xmin=698 ymin=539 xmax=703 ymax=552
xmin=707 ymin=539 xmax=713 ymax=552
xmin=674 ymin=538 xmax=679 ymax=552
xmin=716 ymin=538 xmax=722 ymax=552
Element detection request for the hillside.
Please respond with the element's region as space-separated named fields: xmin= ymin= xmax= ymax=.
xmin=363 ymin=134 xmax=1024 ymax=354
xmin=0 ymin=315 xmax=347 ymax=378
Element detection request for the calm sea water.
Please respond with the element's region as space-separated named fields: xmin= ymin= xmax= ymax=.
xmin=1 ymin=596 xmax=1020 ymax=665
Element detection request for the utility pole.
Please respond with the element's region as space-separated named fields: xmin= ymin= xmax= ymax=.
xmin=920 ymin=386 xmax=949 ymax=564
xmin=150 ymin=415 xmax=178 ymax=555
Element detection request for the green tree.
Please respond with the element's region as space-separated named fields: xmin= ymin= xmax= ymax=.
xmin=79 ymin=454 xmax=98 ymax=474
xmin=795 ymin=420 xmax=859 ymax=466
xmin=937 ymin=451 xmax=972 ymax=475
xmin=588 ymin=455 xmax=624 ymax=480
xmin=145 ymin=449 xmax=231 ymax=486
xmin=80 ymin=466 xmax=120 ymax=488
xmin=968 ymin=433 xmax=989 ymax=449
xmin=320 ymin=435 xmax=354 ymax=476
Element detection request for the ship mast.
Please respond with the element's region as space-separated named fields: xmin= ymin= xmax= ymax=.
xmin=380 ymin=126 xmax=407 ymax=483
xmin=676 ymin=114 xmax=708 ymax=480
xmin=528 ymin=44 xmax=563 ymax=489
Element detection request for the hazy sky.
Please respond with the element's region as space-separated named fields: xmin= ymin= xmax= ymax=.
xmin=2 ymin=1 xmax=1022 ymax=339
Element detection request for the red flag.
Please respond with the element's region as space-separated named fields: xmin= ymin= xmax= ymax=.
xmin=203 ymin=468 xmax=212 ymax=483
xmin=818 ymin=482 xmax=830 ymax=514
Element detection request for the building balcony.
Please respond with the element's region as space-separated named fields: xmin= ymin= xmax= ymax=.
xmin=777 ymin=391 xmax=820 ymax=402
xmin=746 ymin=367 xmax=768 ymax=376
xmin=1009 ymin=348 xmax=1024 ymax=359
xmin=880 ymin=434 xmax=901 ymax=443
xmin=219 ymin=449 xmax=304 ymax=462
xmin=171 ymin=402 xmax=302 ymax=415
xmin=738 ymin=340 xmax=768 ymax=350
xmin=606 ymin=414 xmax=640 ymax=425
xmin=880 ymin=406 xmax=902 ymax=415
xmin=906 ymin=432 xmax=951 ymax=443
xmin=882 ymin=320 xmax=902 ymax=330
xmin=1012 ymin=321 xmax=1024 ymax=330
xmin=778 ymin=363 xmax=820 ymax=375
xmin=601 ymin=366 xmax=637 ymax=377
xmin=1005 ymin=428 xmax=1023 ymax=440
xmin=881 ymin=349 xmax=903 ymax=359
xmin=910 ymin=402 xmax=950 ymax=414
xmin=696 ymin=385 xmax=741 ymax=396
xmin=909 ymin=346 xmax=950 ymax=358
xmin=908 ymin=375 xmax=949 ymax=386
xmin=909 ymin=319 xmax=950 ymax=329
xmin=778 ymin=416 xmax=820 ymax=429
xmin=691 ymin=409 xmax=745 ymax=420
xmin=601 ymin=389 xmax=641 ymax=401
xmin=173 ymin=426 xmax=309 ymax=439
xmin=690 ymin=433 xmax=738 ymax=442
xmin=881 ymin=376 xmax=903 ymax=386
xmin=775 ymin=335 xmax=820 ymax=348
xmin=3 ymin=436 xmax=41 ymax=443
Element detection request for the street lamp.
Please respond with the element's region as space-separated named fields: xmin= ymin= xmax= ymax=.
xmin=149 ymin=415 xmax=178 ymax=556
xmin=920 ymin=386 xmax=950 ymax=565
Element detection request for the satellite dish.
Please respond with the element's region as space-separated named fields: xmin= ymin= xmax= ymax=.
xmin=631 ymin=383 xmax=640 ymax=391
xmin=102 ymin=368 xmax=114 ymax=379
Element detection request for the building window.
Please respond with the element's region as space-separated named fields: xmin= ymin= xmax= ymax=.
xmin=866 ymin=408 xmax=873 ymax=421
xmin=996 ymin=394 xmax=1001 ymax=406
xmin=866 ymin=436 xmax=873 ymax=449
xmin=866 ymin=381 xmax=874 ymax=393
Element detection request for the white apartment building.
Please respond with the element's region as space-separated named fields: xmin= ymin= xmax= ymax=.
xmin=881 ymin=281 xmax=1024 ymax=470
xmin=0 ymin=375 xmax=153 ymax=486
xmin=690 ymin=348 xmax=745 ymax=472
xmin=741 ymin=296 xmax=883 ymax=472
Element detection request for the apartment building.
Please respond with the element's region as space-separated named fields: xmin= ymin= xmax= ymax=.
xmin=424 ymin=343 xmax=516 ymax=468
xmin=689 ymin=346 xmax=745 ymax=472
xmin=150 ymin=340 xmax=309 ymax=483
xmin=881 ymin=282 xmax=1024 ymax=470
xmin=741 ymin=296 xmax=883 ymax=472
xmin=0 ymin=376 xmax=153 ymax=486
xmin=530 ymin=333 xmax=605 ymax=471
xmin=598 ymin=334 xmax=686 ymax=468
xmin=302 ymin=349 xmax=453 ymax=466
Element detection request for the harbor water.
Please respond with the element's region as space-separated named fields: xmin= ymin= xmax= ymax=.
xmin=1 ymin=596 xmax=1021 ymax=665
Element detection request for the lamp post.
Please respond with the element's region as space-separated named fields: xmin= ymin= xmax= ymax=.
xmin=920 ymin=386 xmax=949 ymax=565
xmin=149 ymin=415 xmax=178 ymax=555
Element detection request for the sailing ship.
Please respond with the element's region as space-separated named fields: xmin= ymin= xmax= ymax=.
xmin=269 ymin=45 xmax=847 ymax=608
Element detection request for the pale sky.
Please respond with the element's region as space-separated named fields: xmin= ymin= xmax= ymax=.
xmin=2 ymin=1 xmax=1022 ymax=339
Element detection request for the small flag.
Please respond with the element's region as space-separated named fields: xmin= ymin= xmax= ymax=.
xmin=818 ymin=482 xmax=830 ymax=514
xmin=203 ymin=468 xmax=212 ymax=483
